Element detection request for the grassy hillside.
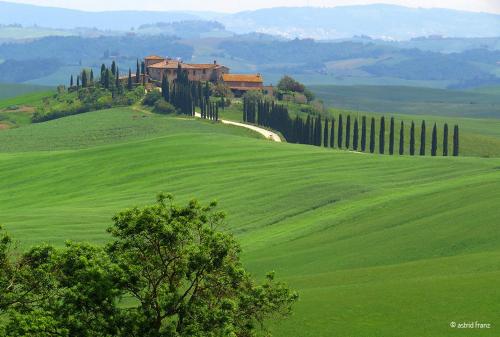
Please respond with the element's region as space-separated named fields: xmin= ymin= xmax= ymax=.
xmin=1 ymin=107 xmax=499 ymax=336
xmin=311 ymin=85 xmax=500 ymax=118
xmin=0 ymin=83 xmax=53 ymax=100
xmin=0 ymin=89 xmax=54 ymax=129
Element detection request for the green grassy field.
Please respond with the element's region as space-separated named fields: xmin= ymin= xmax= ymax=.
xmin=0 ymin=89 xmax=54 ymax=128
xmin=1 ymin=106 xmax=499 ymax=336
xmin=311 ymin=85 xmax=500 ymax=118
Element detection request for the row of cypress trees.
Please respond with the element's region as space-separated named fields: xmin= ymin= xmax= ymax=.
xmin=243 ymin=99 xmax=460 ymax=156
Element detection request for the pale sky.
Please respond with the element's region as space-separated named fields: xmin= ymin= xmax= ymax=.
xmin=5 ymin=0 xmax=500 ymax=14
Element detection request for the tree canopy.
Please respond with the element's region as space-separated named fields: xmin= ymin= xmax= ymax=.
xmin=0 ymin=195 xmax=298 ymax=337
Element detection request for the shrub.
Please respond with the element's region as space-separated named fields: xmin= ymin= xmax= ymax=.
xmin=143 ymin=89 xmax=162 ymax=106
xmin=154 ymin=99 xmax=177 ymax=114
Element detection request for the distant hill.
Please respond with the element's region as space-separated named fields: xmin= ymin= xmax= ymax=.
xmin=219 ymin=5 xmax=500 ymax=40
xmin=1 ymin=2 xmax=500 ymax=39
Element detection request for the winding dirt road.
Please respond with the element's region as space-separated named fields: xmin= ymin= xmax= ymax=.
xmin=194 ymin=112 xmax=282 ymax=143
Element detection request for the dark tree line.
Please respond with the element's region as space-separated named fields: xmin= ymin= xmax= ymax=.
xmin=242 ymin=99 xmax=460 ymax=156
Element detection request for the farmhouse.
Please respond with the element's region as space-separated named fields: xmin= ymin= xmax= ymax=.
xmin=145 ymin=55 xmax=229 ymax=83
xmin=222 ymin=74 xmax=264 ymax=95
xmin=144 ymin=55 xmax=266 ymax=95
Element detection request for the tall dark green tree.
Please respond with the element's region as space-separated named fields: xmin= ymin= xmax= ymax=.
xmin=399 ymin=121 xmax=404 ymax=155
xmin=345 ymin=115 xmax=351 ymax=149
xmin=70 ymin=74 xmax=74 ymax=87
xmin=136 ymin=59 xmax=140 ymax=84
xmin=330 ymin=118 xmax=335 ymax=148
xmin=100 ymin=64 xmax=106 ymax=85
xmin=420 ymin=120 xmax=426 ymax=156
xmin=453 ymin=125 xmax=459 ymax=157
xmin=115 ymin=68 xmax=120 ymax=89
xmin=323 ymin=118 xmax=329 ymax=148
xmin=81 ymin=70 xmax=88 ymax=88
xmin=161 ymin=74 xmax=169 ymax=102
xmin=127 ymin=69 xmax=133 ymax=90
xmin=361 ymin=116 xmax=367 ymax=152
xmin=389 ymin=117 xmax=395 ymax=155
xmin=315 ymin=116 xmax=322 ymax=146
xmin=304 ymin=115 xmax=311 ymax=145
xmin=353 ymin=118 xmax=359 ymax=151
xmin=90 ymin=69 xmax=94 ymax=85
xmin=337 ymin=114 xmax=343 ymax=149
xmin=379 ymin=116 xmax=385 ymax=154
xmin=104 ymin=69 xmax=111 ymax=89
xmin=111 ymin=61 xmax=116 ymax=76
xmin=431 ymin=123 xmax=438 ymax=156
xmin=76 ymin=75 xmax=80 ymax=89
xmin=141 ymin=61 xmax=145 ymax=75
xmin=443 ymin=123 xmax=449 ymax=156
xmin=410 ymin=122 xmax=416 ymax=156
xmin=370 ymin=118 xmax=376 ymax=153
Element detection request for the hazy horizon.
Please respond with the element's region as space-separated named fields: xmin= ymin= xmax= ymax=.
xmin=3 ymin=0 xmax=500 ymax=14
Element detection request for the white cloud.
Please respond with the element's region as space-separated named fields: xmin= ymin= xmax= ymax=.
xmin=5 ymin=0 xmax=500 ymax=13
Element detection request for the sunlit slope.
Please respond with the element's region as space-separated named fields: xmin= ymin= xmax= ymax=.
xmin=1 ymin=107 xmax=499 ymax=337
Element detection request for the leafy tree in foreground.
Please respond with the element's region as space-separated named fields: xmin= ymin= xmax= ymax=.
xmin=0 ymin=195 xmax=298 ymax=337
xmin=443 ymin=123 xmax=449 ymax=156
xmin=431 ymin=123 xmax=438 ymax=156
xmin=399 ymin=121 xmax=404 ymax=155
xmin=369 ymin=118 xmax=375 ymax=154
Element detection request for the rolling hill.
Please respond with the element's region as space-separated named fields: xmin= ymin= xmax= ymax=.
xmin=0 ymin=106 xmax=499 ymax=336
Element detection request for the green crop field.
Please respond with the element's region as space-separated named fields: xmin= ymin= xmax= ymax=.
xmin=0 ymin=83 xmax=53 ymax=101
xmin=1 ymin=106 xmax=499 ymax=337
xmin=311 ymin=85 xmax=500 ymax=118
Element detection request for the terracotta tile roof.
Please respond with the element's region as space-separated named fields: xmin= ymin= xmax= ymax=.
xmin=222 ymin=74 xmax=263 ymax=83
xmin=145 ymin=55 xmax=165 ymax=60
xmin=226 ymin=86 xmax=263 ymax=91
xmin=148 ymin=61 xmax=196 ymax=70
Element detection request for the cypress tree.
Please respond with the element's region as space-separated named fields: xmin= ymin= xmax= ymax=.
xmin=330 ymin=118 xmax=335 ymax=148
xmin=127 ymin=69 xmax=133 ymax=90
xmin=431 ymin=123 xmax=438 ymax=156
xmin=410 ymin=122 xmax=415 ymax=155
xmin=389 ymin=117 xmax=395 ymax=155
xmin=309 ymin=117 xmax=314 ymax=145
xmin=100 ymin=64 xmax=106 ymax=85
xmin=305 ymin=115 xmax=311 ymax=145
xmin=399 ymin=121 xmax=404 ymax=155
xmin=379 ymin=116 xmax=385 ymax=154
xmin=453 ymin=125 xmax=459 ymax=157
xmin=90 ymin=69 xmax=94 ymax=85
xmin=369 ymin=118 xmax=376 ymax=153
xmin=70 ymin=75 xmax=74 ymax=87
xmin=76 ymin=75 xmax=80 ymax=89
xmin=136 ymin=59 xmax=140 ymax=84
xmin=161 ymin=74 xmax=169 ymax=101
xmin=337 ymin=114 xmax=343 ymax=149
xmin=443 ymin=123 xmax=449 ymax=156
xmin=81 ymin=70 xmax=88 ymax=88
xmin=111 ymin=61 xmax=116 ymax=76
xmin=353 ymin=118 xmax=359 ymax=151
xmin=361 ymin=116 xmax=367 ymax=152
xmin=346 ymin=115 xmax=351 ymax=149
xmin=141 ymin=61 xmax=145 ymax=75
xmin=316 ymin=117 xmax=322 ymax=146
xmin=420 ymin=120 xmax=426 ymax=156
xmin=115 ymin=68 xmax=120 ymax=89
xmin=323 ymin=118 xmax=329 ymax=147
xmin=104 ymin=69 xmax=111 ymax=89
